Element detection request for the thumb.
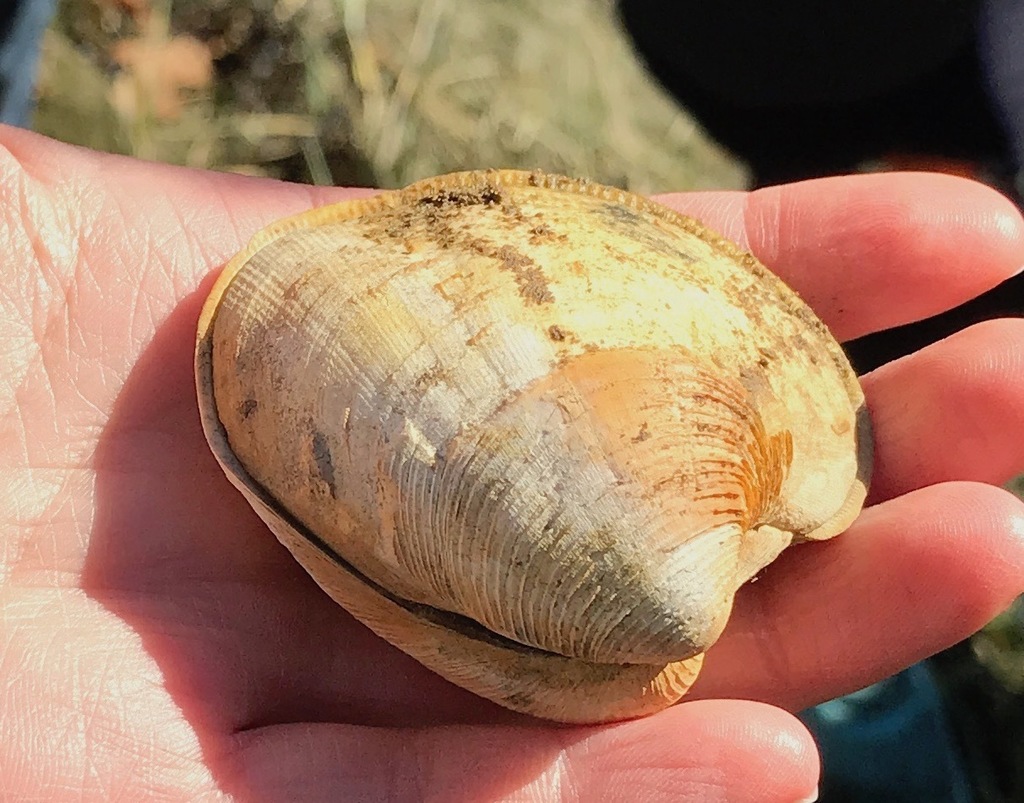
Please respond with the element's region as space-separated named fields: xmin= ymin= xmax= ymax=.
xmin=222 ymin=700 xmax=819 ymax=802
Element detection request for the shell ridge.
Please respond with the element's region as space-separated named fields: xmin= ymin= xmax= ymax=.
xmin=210 ymin=410 xmax=617 ymax=663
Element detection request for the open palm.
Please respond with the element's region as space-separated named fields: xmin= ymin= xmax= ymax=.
xmin=2 ymin=126 xmax=1023 ymax=801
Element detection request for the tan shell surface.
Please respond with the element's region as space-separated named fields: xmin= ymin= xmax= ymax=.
xmin=196 ymin=170 xmax=871 ymax=723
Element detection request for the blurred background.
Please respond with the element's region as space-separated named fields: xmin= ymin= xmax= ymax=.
xmin=23 ymin=0 xmax=1024 ymax=799
xmin=34 ymin=0 xmax=746 ymax=190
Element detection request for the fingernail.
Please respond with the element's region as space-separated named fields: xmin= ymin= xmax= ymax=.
xmin=794 ymin=787 xmax=819 ymax=803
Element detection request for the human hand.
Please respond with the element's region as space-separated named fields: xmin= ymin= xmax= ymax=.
xmin=2 ymin=126 xmax=1022 ymax=801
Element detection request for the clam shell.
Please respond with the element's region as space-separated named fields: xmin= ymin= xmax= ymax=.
xmin=195 ymin=170 xmax=871 ymax=723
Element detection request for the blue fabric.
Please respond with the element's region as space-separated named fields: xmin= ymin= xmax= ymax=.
xmin=0 ymin=0 xmax=56 ymax=126
xmin=800 ymin=664 xmax=974 ymax=802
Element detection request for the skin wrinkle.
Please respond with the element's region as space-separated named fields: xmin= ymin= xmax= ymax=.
xmin=15 ymin=173 xmax=60 ymax=294
xmin=48 ymin=603 xmax=215 ymax=796
xmin=516 ymin=738 xmax=577 ymax=803
xmin=104 ymin=196 xmax=186 ymax=364
xmin=181 ymin=167 xmax=363 ymax=300
xmin=656 ymin=190 xmax=748 ymax=249
xmin=744 ymin=183 xmax=783 ymax=269
xmin=21 ymin=194 xmax=180 ymax=487
xmin=551 ymin=740 xmax=582 ymax=803
xmin=570 ymin=711 xmax=792 ymax=801
xmin=63 ymin=289 xmax=114 ymax=431
xmin=2 ymin=184 xmax=97 ymax=487
xmin=23 ymin=174 xmax=81 ymax=301
xmin=19 ymin=147 xmax=291 ymax=423
xmin=199 ymin=172 xmax=314 ymax=283
xmin=125 ymin=262 xmax=160 ymax=361
xmin=0 ymin=241 xmax=44 ymax=412
xmin=0 ymin=276 xmax=37 ymax=393
xmin=0 ymin=133 xmax=72 ymax=187
xmin=709 ymin=569 xmax=835 ymax=708
xmin=6 ymin=391 xmax=33 ymax=466
xmin=81 ymin=654 xmax=119 ymax=802
xmin=6 ymin=469 xmax=93 ymax=586
xmin=10 ymin=373 xmax=61 ymax=525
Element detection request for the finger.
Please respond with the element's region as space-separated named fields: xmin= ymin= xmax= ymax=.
xmin=654 ymin=172 xmax=1024 ymax=341
xmin=225 ymin=701 xmax=819 ymax=803
xmin=693 ymin=481 xmax=1024 ymax=710
xmin=864 ymin=318 xmax=1024 ymax=503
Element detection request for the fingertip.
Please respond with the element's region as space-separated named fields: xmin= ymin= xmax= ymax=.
xmin=938 ymin=481 xmax=1024 ymax=596
xmin=748 ymin=172 xmax=1024 ymax=338
xmin=859 ymin=172 xmax=1024 ymax=288
xmin=949 ymin=174 xmax=1024 ymax=259
xmin=911 ymin=172 xmax=1024 ymax=286
xmin=792 ymin=170 xmax=1024 ymax=270
xmin=874 ymin=478 xmax=1022 ymax=594
xmin=849 ymin=480 xmax=1024 ymax=627
xmin=573 ymin=701 xmax=820 ymax=803
xmin=989 ymin=192 xmax=1024 ymax=262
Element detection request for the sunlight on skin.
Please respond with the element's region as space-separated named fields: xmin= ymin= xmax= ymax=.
xmin=1 ymin=126 xmax=1022 ymax=800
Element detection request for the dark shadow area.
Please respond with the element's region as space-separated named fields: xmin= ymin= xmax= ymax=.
xmin=80 ymin=280 xmax=269 ymax=796
xmin=615 ymin=0 xmax=1006 ymax=188
xmin=933 ymin=639 xmax=1024 ymax=803
xmin=846 ymin=272 xmax=1024 ymax=375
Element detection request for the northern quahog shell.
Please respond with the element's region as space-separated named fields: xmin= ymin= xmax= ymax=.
xmin=196 ymin=170 xmax=871 ymax=723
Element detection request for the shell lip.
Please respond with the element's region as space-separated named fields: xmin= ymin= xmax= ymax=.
xmin=215 ymin=451 xmax=663 ymax=667
xmin=276 ymin=515 xmax=632 ymax=663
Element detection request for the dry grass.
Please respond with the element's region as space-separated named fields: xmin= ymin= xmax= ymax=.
xmin=35 ymin=0 xmax=745 ymax=191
